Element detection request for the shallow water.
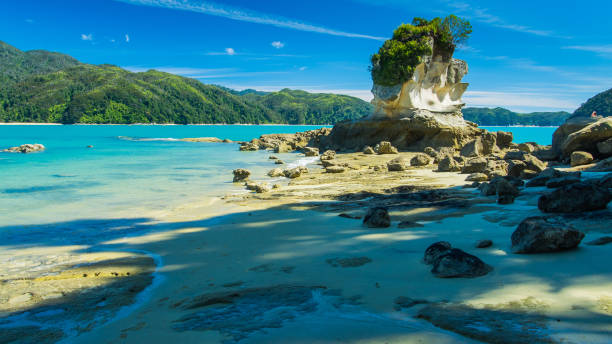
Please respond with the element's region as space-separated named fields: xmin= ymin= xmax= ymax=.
xmin=0 ymin=124 xmax=554 ymax=230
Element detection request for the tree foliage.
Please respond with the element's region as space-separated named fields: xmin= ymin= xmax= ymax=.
xmin=370 ymin=15 xmax=472 ymax=86
xmin=571 ymin=88 xmax=612 ymax=118
xmin=462 ymin=107 xmax=571 ymax=126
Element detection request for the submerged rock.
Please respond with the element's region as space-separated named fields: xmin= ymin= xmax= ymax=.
xmin=3 ymin=143 xmax=45 ymax=153
xmin=511 ymin=216 xmax=585 ymax=253
xmin=431 ymin=248 xmax=493 ymax=278
xmin=233 ymin=168 xmax=251 ymax=182
xmin=538 ymin=182 xmax=611 ymax=213
xmin=363 ymin=207 xmax=391 ymax=228
xmin=475 ymin=240 xmax=493 ymax=248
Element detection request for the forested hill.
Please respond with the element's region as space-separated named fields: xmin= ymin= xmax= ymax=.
xmin=462 ymin=107 xmax=571 ymax=126
xmin=571 ymin=87 xmax=612 ymax=118
xmin=0 ymin=41 xmax=372 ymax=124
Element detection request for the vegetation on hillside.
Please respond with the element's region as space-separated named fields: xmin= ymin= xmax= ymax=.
xmin=0 ymin=41 xmax=372 ymax=124
xmin=572 ymin=87 xmax=612 ymax=118
xmin=462 ymin=107 xmax=571 ymax=126
xmin=370 ymin=15 xmax=472 ymax=86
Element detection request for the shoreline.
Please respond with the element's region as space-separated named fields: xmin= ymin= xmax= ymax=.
xmin=0 ymin=122 xmax=561 ymax=128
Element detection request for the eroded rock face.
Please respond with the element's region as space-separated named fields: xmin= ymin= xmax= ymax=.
xmin=553 ymin=117 xmax=612 ymax=159
xmin=371 ymin=56 xmax=468 ymax=117
xmin=511 ymin=216 xmax=585 ymax=253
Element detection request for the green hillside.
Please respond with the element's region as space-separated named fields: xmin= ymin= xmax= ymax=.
xmin=462 ymin=107 xmax=571 ymax=126
xmin=0 ymin=41 xmax=372 ymax=124
xmin=572 ymin=88 xmax=612 ymax=118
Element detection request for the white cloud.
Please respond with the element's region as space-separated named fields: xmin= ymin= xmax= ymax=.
xmin=81 ymin=33 xmax=93 ymax=41
xmin=115 ymin=0 xmax=386 ymax=41
xmin=563 ymin=45 xmax=612 ymax=58
xmin=271 ymin=41 xmax=284 ymax=49
xmin=225 ymin=47 xmax=235 ymax=55
xmin=463 ymin=90 xmax=578 ymax=111
xmin=111 ymin=39 xmax=116 ymax=43
xmin=299 ymin=66 xmax=307 ymax=71
xmin=125 ymin=34 xmax=130 ymax=42
xmin=205 ymin=48 xmax=237 ymax=56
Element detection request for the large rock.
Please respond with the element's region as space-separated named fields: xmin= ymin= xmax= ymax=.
xmin=320 ymin=150 xmax=336 ymax=160
xmin=545 ymin=176 xmax=580 ymax=188
xmin=460 ymin=138 xmax=483 ymax=157
xmin=3 ymin=143 xmax=45 ymax=153
xmin=423 ymin=241 xmax=452 ymax=265
xmin=232 ymin=168 xmax=251 ymax=182
xmin=570 ymin=151 xmax=593 ymax=167
xmin=375 ymin=141 xmax=398 ymax=154
xmin=496 ymin=178 xmax=519 ymax=204
xmin=410 ymin=153 xmax=432 ymax=166
xmin=283 ymin=168 xmax=303 ymax=179
xmin=303 ymin=147 xmax=319 ymax=157
xmin=597 ymin=138 xmax=612 ymax=155
xmin=363 ymin=207 xmax=391 ymax=228
xmin=387 ymin=157 xmax=409 ymax=171
xmin=432 ymin=248 xmax=493 ymax=278
xmin=538 ymin=182 xmax=611 ymax=213
xmin=461 ymin=157 xmax=488 ymax=174
xmin=511 ymin=216 xmax=585 ymax=253
xmin=554 ymin=117 xmax=612 ymax=159
xmin=496 ymin=131 xmax=513 ymax=149
xmin=321 ymin=113 xmax=482 ymax=152
xmin=437 ymin=156 xmax=461 ymax=172
xmin=267 ymin=168 xmax=284 ymax=177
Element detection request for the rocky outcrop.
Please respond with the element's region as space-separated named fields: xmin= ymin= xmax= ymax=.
xmin=511 ymin=216 xmax=585 ymax=253
xmin=553 ymin=117 xmax=612 ymax=159
xmin=3 ymin=143 xmax=45 ymax=153
xmin=570 ymin=151 xmax=593 ymax=166
xmin=239 ymin=128 xmax=332 ymax=153
xmin=538 ymin=182 xmax=611 ymax=213
xmin=363 ymin=207 xmax=391 ymax=228
xmin=437 ymin=156 xmax=461 ymax=172
xmin=232 ymin=168 xmax=251 ymax=182
xmin=374 ymin=141 xmax=398 ymax=154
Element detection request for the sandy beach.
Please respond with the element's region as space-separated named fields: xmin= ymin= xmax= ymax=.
xmin=2 ymin=149 xmax=611 ymax=344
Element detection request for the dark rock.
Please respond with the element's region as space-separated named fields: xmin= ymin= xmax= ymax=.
xmin=597 ymin=173 xmax=612 ymax=188
xmin=461 ymin=157 xmax=488 ymax=174
xmin=460 ymin=138 xmax=483 ymax=157
xmin=597 ymin=138 xmax=612 ymax=156
xmin=232 ymin=168 xmax=251 ymax=182
xmin=570 ymin=151 xmax=594 ymax=167
xmin=476 ymin=240 xmax=493 ymax=248
xmin=538 ymin=182 xmax=611 ymax=213
xmin=496 ymin=131 xmax=513 ymax=149
xmin=496 ymin=178 xmax=519 ymax=204
xmin=423 ymin=147 xmax=438 ymax=158
xmin=437 ymin=156 xmax=461 ymax=172
xmin=363 ymin=207 xmax=391 ymax=228
xmin=586 ymin=236 xmax=612 ymax=246
xmin=423 ymin=241 xmax=452 ymax=265
xmin=431 ymin=248 xmax=492 ymax=278
xmin=387 ymin=157 xmax=408 ymax=171
xmin=398 ymin=220 xmax=424 ymax=228
xmin=511 ymin=216 xmax=585 ymax=253
xmin=545 ymin=176 xmax=581 ymax=188
xmin=338 ymin=213 xmax=362 ymax=219
xmin=274 ymin=159 xmax=284 ymax=165
xmin=410 ymin=153 xmax=432 ymax=166
xmin=481 ymin=132 xmax=497 ymax=155
xmin=519 ymin=169 xmax=539 ymax=180
xmin=507 ymin=160 xmax=527 ymax=178
xmin=560 ymin=117 xmax=612 ymax=158
xmin=393 ymin=296 xmax=429 ymax=310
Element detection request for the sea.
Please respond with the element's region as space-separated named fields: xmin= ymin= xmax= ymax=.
xmin=0 ymin=125 xmax=556 ymax=230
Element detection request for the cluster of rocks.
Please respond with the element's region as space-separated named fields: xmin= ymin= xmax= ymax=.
xmin=239 ymin=128 xmax=331 ymax=152
xmin=2 ymin=143 xmax=45 ymax=153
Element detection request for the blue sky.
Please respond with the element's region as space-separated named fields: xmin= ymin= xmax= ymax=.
xmin=1 ymin=0 xmax=611 ymax=112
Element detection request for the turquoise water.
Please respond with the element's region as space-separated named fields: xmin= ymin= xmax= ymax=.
xmin=0 ymin=125 xmax=554 ymax=229
xmin=481 ymin=126 xmax=557 ymax=145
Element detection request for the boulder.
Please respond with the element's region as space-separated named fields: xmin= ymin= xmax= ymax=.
xmin=518 ymin=143 xmax=535 ymax=153
xmin=363 ymin=207 xmax=391 ymax=228
xmin=267 ymin=168 xmax=284 ymax=177
xmin=461 ymin=157 xmax=488 ymax=174
xmin=274 ymin=142 xmax=291 ymax=153
xmin=496 ymin=131 xmax=513 ymax=149
xmin=269 ymin=155 xmax=279 ymax=160
xmin=232 ymin=168 xmax=251 ymax=182
xmin=460 ymin=138 xmax=483 ymax=157
xmin=423 ymin=241 xmax=452 ymax=265
xmin=538 ymin=182 xmax=611 ymax=213
xmin=275 ymin=159 xmax=284 ymax=165
xmin=496 ymin=178 xmax=519 ymax=204
xmin=597 ymin=138 xmax=612 ymax=156
xmin=325 ymin=166 xmax=346 ymax=173
xmin=466 ymin=173 xmax=488 ymax=182
xmin=476 ymin=240 xmax=493 ymax=248
xmin=561 ymin=117 xmax=612 ymax=158
xmin=321 ymin=159 xmax=338 ymax=167
xmin=283 ymin=168 xmax=303 ymax=179
xmin=511 ymin=216 xmax=585 ymax=253
xmin=545 ymin=176 xmax=580 ymax=188
xmin=303 ymin=147 xmax=319 ymax=157
xmin=410 ymin=153 xmax=432 ymax=166
xmin=552 ymin=116 xmax=598 ymax=158
xmin=431 ymin=248 xmax=493 ymax=278
xmin=481 ymin=132 xmax=498 ymax=155
xmin=387 ymin=157 xmax=409 ymax=171
xmin=570 ymin=151 xmax=594 ymax=167
xmin=363 ymin=146 xmax=376 ymax=154
xmin=254 ymin=183 xmax=271 ymax=193
xmin=3 ymin=143 xmax=46 ymax=153
xmin=522 ymin=154 xmax=547 ymax=173
xmin=437 ymin=156 xmax=461 ymax=172
xmin=240 ymin=142 xmax=259 ymax=151
xmin=375 ymin=141 xmax=399 ymax=154
xmin=424 ymin=147 xmax=438 ymax=158
xmin=320 ymin=150 xmax=336 ymax=160
xmin=507 ymin=160 xmax=527 ymax=178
